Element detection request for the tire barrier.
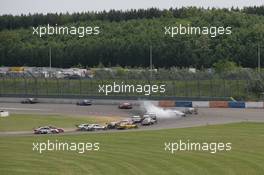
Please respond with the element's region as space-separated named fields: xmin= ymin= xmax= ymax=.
xmin=0 ymin=97 xmax=263 ymax=109
xmin=149 ymin=101 xmax=159 ymax=106
xmin=158 ymin=100 xmax=175 ymax=107
xmin=245 ymin=102 xmax=264 ymax=108
xmin=158 ymin=100 xmax=263 ymax=109
xmin=209 ymin=101 xmax=228 ymax=108
xmin=192 ymin=101 xmax=209 ymax=108
xmin=175 ymin=101 xmax=192 ymax=107
xmin=228 ymin=101 xmax=245 ymax=108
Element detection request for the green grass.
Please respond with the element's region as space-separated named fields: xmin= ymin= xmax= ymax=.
xmin=0 ymin=122 xmax=264 ymax=174
xmin=0 ymin=114 xmax=114 ymax=131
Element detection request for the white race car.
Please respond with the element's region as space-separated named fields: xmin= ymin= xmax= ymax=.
xmin=169 ymin=109 xmax=186 ymax=117
xmin=76 ymin=123 xmax=91 ymax=131
xmin=86 ymin=124 xmax=107 ymax=131
xmin=143 ymin=113 xmax=157 ymax=123
xmin=131 ymin=116 xmax=142 ymax=123
xmin=34 ymin=126 xmax=63 ymax=134
xmin=141 ymin=117 xmax=156 ymax=125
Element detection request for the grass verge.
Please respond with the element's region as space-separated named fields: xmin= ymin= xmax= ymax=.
xmin=0 ymin=114 xmax=117 ymax=131
xmin=0 ymin=122 xmax=264 ymax=174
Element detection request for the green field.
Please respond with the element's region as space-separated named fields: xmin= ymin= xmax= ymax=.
xmin=0 ymin=114 xmax=116 ymax=132
xmin=0 ymin=122 xmax=263 ymax=175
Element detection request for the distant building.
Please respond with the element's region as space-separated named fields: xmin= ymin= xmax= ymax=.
xmin=0 ymin=67 xmax=9 ymax=75
xmin=188 ymin=68 xmax=196 ymax=73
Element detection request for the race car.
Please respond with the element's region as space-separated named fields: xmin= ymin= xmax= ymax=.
xmin=48 ymin=126 xmax=64 ymax=133
xmin=34 ymin=126 xmax=64 ymax=134
xmin=130 ymin=115 xmax=142 ymax=123
xmin=116 ymin=123 xmax=138 ymax=130
xmin=119 ymin=119 xmax=134 ymax=125
xmin=76 ymin=123 xmax=91 ymax=131
xmin=183 ymin=107 xmax=198 ymax=115
xmin=141 ymin=117 xmax=156 ymax=125
xmin=86 ymin=124 xmax=107 ymax=131
xmin=169 ymin=109 xmax=186 ymax=117
xmin=106 ymin=122 xmax=120 ymax=129
xmin=142 ymin=113 xmax=157 ymax=123
xmin=76 ymin=99 xmax=92 ymax=106
xmin=21 ymin=98 xmax=38 ymax=104
xmin=118 ymin=102 xmax=132 ymax=109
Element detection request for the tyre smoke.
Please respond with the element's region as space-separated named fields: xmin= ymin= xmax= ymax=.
xmin=140 ymin=101 xmax=184 ymax=118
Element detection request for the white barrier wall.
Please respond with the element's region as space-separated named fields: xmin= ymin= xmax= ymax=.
xmin=245 ymin=102 xmax=264 ymax=108
xmin=192 ymin=101 xmax=209 ymax=108
xmin=0 ymin=111 xmax=9 ymax=117
xmin=149 ymin=101 xmax=159 ymax=106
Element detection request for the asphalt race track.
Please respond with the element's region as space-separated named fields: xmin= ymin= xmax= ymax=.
xmin=0 ymin=103 xmax=134 ymax=117
xmin=1 ymin=102 xmax=264 ymax=136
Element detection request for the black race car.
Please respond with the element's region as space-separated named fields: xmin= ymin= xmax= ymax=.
xmin=76 ymin=99 xmax=92 ymax=106
xmin=106 ymin=122 xmax=120 ymax=129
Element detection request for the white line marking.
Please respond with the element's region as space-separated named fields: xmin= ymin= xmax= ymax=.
xmin=1 ymin=107 xmax=50 ymax=111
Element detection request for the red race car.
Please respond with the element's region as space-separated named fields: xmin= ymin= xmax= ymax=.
xmin=118 ymin=102 xmax=132 ymax=109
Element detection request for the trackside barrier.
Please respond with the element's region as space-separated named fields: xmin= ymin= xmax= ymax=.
xmin=209 ymin=101 xmax=228 ymax=108
xmin=245 ymin=102 xmax=264 ymax=108
xmin=149 ymin=101 xmax=159 ymax=106
xmin=228 ymin=101 xmax=245 ymax=108
xmin=158 ymin=100 xmax=175 ymax=107
xmin=157 ymin=100 xmax=263 ymax=108
xmin=192 ymin=101 xmax=209 ymax=108
xmin=0 ymin=111 xmax=10 ymax=117
xmin=175 ymin=101 xmax=192 ymax=107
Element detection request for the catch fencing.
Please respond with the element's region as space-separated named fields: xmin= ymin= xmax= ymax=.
xmin=0 ymin=76 xmax=262 ymax=100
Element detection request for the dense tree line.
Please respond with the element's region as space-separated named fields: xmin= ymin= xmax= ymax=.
xmin=0 ymin=6 xmax=263 ymax=30
xmin=244 ymin=6 xmax=264 ymax=16
xmin=0 ymin=7 xmax=263 ymax=68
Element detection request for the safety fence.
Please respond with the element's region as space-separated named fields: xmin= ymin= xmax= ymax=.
xmin=0 ymin=77 xmax=263 ymax=100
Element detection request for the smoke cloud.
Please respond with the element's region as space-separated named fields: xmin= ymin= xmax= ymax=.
xmin=140 ymin=101 xmax=184 ymax=118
